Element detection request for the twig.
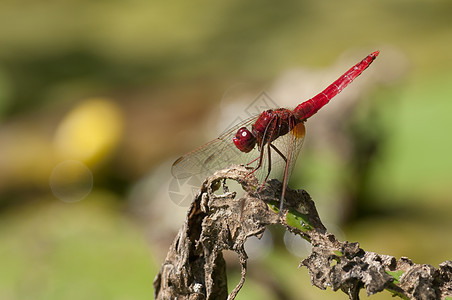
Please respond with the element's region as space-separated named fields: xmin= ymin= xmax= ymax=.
xmin=154 ymin=165 xmax=452 ymax=300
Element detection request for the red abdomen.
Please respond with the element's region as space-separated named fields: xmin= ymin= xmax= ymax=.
xmin=294 ymin=51 xmax=379 ymax=121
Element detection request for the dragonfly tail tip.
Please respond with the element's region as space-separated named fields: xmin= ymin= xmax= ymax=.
xmin=371 ymin=50 xmax=380 ymax=58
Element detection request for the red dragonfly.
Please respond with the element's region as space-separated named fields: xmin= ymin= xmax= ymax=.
xmin=172 ymin=51 xmax=379 ymax=212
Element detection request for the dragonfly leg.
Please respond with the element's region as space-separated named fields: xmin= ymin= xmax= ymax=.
xmin=258 ymin=140 xmax=273 ymax=193
xmin=246 ymin=156 xmax=260 ymax=166
xmin=270 ymin=144 xmax=287 ymax=163
xmin=270 ymin=143 xmax=290 ymax=214
xmin=242 ymin=143 xmax=265 ymax=181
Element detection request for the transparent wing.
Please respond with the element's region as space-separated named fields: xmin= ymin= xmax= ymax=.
xmin=171 ymin=115 xmax=260 ymax=179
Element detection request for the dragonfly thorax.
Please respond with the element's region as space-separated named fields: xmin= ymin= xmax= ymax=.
xmin=253 ymin=109 xmax=299 ymax=145
xmin=233 ymin=109 xmax=299 ymax=153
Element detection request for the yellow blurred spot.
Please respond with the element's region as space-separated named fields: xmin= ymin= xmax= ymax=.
xmin=292 ymin=122 xmax=306 ymax=139
xmin=53 ymin=98 xmax=123 ymax=166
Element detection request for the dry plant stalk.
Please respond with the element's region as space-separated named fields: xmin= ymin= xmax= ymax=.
xmin=154 ymin=165 xmax=452 ymax=300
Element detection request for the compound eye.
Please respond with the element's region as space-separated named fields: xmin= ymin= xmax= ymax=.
xmin=233 ymin=127 xmax=256 ymax=153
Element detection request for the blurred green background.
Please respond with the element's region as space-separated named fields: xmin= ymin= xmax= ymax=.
xmin=0 ymin=0 xmax=451 ymax=299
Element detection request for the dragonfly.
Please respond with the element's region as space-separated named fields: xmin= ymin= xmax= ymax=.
xmin=172 ymin=51 xmax=379 ymax=212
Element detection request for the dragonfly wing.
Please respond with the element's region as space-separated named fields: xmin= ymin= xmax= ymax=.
xmin=255 ymin=122 xmax=306 ymax=184
xmin=285 ymin=122 xmax=306 ymax=181
xmin=171 ymin=115 xmax=260 ymax=179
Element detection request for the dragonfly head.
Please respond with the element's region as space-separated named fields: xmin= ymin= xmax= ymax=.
xmin=233 ymin=127 xmax=256 ymax=153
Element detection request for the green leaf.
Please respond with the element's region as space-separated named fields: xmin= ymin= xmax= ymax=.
xmin=267 ymin=202 xmax=279 ymax=213
xmin=385 ymin=270 xmax=404 ymax=284
xmin=386 ymin=283 xmax=409 ymax=300
xmin=286 ymin=209 xmax=313 ymax=233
